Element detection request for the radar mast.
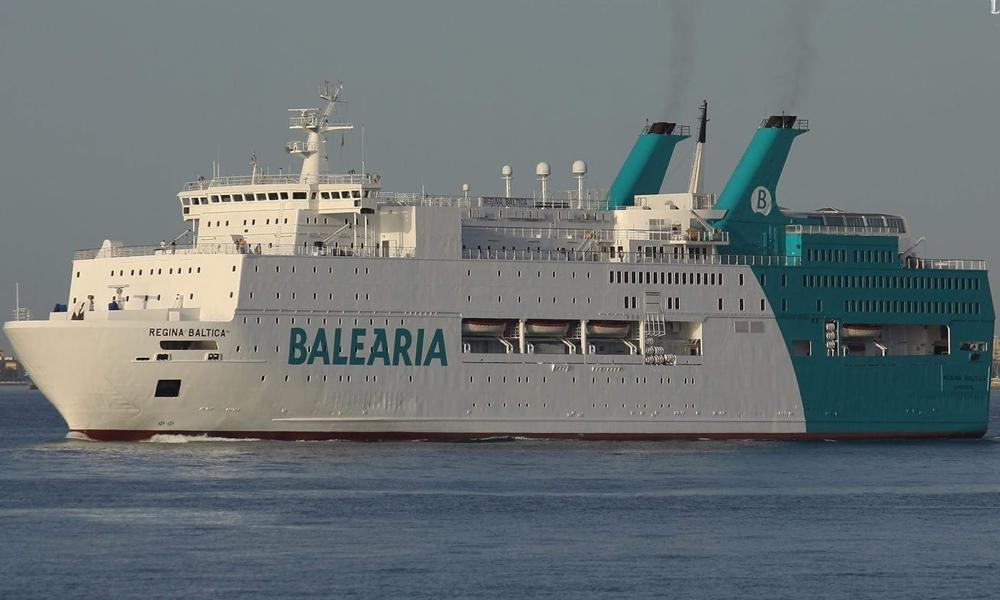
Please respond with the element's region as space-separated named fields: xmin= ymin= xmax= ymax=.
xmin=286 ymin=81 xmax=354 ymax=183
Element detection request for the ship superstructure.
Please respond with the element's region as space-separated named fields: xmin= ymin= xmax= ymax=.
xmin=4 ymin=84 xmax=994 ymax=440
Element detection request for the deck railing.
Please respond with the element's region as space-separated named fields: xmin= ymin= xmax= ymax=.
xmin=376 ymin=192 xmax=613 ymax=211
xmin=72 ymin=243 xmax=987 ymax=271
xmin=182 ymin=173 xmax=374 ymax=191
xmin=787 ymin=224 xmax=901 ymax=236
xmin=461 ymin=249 xmax=801 ymax=266
xmin=903 ymin=257 xmax=987 ymax=271
xmin=74 ymin=243 xmax=417 ymax=261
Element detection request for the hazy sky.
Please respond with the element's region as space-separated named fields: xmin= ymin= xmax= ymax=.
xmin=1 ymin=0 xmax=999 ymax=348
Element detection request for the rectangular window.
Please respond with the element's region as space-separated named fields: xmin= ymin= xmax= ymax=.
xmin=792 ymin=340 xmax=812 ymax=357
xmin=154 ymin=379 xmax=182 ymax=398
xmin=293 ymin=191 xmax=307 ymax=200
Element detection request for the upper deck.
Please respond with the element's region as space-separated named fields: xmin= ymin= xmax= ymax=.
xmin=182 ymin=173 xmax=375 ymax=191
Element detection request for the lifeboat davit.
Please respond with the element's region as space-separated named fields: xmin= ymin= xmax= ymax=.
xmin=462 ymin=319 xmax=508 ymax=336
xmin=586 ymin=320 xmax=631 ymax=338
xmin=841 ymin=324 xmax=881 ymax=338
xmin=524 ymin=320 xmax=571 ymax=337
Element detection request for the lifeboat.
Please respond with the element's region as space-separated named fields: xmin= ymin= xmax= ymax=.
xmin=841 ymin=324 xmax=881 ymax=338
xmin=587 ymin=320 xmax=631 ymax=338
xmin=524 ymin=320 xmax=571 ymax=337
xmin=461 ymin=319 xmax=508 ymax=336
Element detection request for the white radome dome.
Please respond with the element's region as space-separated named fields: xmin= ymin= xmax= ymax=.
xmin=501 ymin=164 xmax=512 ymax=176
xmin=536 ymin=161 xmax=551 ymax=177
xmin=571 ymin=160 xmax=587 ymax=175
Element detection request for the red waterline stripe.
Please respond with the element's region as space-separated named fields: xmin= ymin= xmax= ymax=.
xmin=74 ymin=429 xmax=987 ymax=442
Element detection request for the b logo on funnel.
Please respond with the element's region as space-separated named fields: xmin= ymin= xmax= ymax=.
xmin=750 ymin=186 xmax=773 ymax=216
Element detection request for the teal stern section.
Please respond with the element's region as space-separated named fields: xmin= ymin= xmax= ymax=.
xmin=714 ymin=116 xmax=808 ymax=255
xmin=607 ymin=122 xmax=689 ymax=208
xmin=750 ymin=258 xmax=994 ymax=438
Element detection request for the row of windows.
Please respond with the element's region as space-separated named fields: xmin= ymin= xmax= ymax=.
xmin=472 ymin=295 xmax=593 ymax=305
xmin=610 ymin=270 xmax=724 ymax=286
xmin=843 ymin=299 xmax=982 ymax=315
xmin=182 ymin=189 xmax=368 ymax=206
xmin=260 ymin=371 xmax=699 ymax=390
xmin=205 ymin=218 xmax=288 ymax=228
xmin=206 ymin=216 xmax=347 ymax=228
xmin=479 ymin=268 xmax=593 ymax=280
xmin=803 ymin=273 xmax=981 ymax=291
xmin=107 ymin=266 xmax=202 ymax=277
xmin=805 ymin=248 xmax=894 ymax=264
xmin=624 ymin=296 xmax=681 ymax=310
xmin=815 ymin=214 xmax=904 ymax=231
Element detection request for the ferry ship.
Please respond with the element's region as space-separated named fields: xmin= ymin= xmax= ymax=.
xmin=4 ymin=83 xmax=994 ymax=440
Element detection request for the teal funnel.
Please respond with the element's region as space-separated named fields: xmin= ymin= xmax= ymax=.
xmin=607 ymin=122 xmax=689 ymax=208
xmin=714 ymin=115 xmax=808 ymax=254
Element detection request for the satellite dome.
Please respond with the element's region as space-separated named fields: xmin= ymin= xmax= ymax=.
xmin=501 ymin=165 xmax=512 ymax=176
xmin=571 ymin=160 xmax=587 ymax=175
xmin=536 ymin=161 xmax=551 ymax=177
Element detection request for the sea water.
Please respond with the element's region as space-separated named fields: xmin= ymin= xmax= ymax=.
xmin=1 ymin=386 xmax=999 ymax=599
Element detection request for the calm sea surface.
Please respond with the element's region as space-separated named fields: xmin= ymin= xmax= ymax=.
xmin=1 ymin=387 xmax=999 ymax=599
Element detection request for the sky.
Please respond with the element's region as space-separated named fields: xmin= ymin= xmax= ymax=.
xmin=1 ymin=0 xmax=999 ymax=349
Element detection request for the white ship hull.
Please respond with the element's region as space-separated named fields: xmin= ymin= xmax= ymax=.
xmin=5 ymin=255 xmax=809 ymax=440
